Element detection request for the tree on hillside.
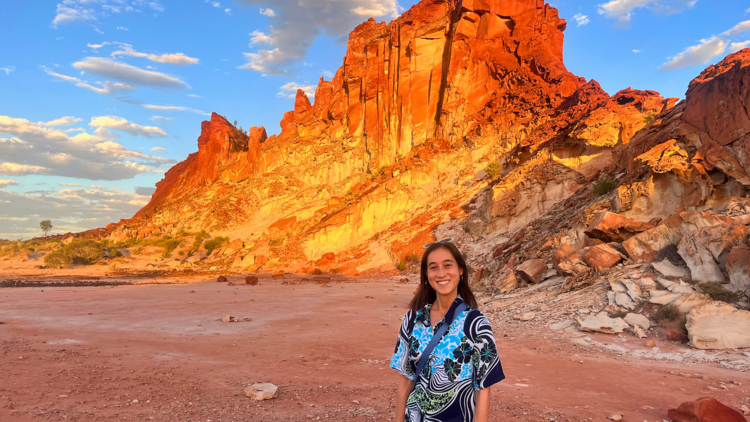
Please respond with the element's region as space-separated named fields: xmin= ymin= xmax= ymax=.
xmin=40 ymin=220 xmax=52 ymax=238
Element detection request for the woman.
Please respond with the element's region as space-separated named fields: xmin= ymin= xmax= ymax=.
xmin=390 ymin=239 xmax=505 ymax=422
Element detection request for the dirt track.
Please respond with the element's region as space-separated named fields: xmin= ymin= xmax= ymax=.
xmin=1 ymin=275 xmax=749 ymax=421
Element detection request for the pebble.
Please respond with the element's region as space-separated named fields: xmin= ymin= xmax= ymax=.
xmin=608 ymin=414 xmax=623 ymax=421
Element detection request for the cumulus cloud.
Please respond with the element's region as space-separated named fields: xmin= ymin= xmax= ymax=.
xmin=44 ymin=67 xmax=137 ymax=96
xmin=117 ymin=26 xmax=129 ymax=30
xmin=1 ymin=66 xmax=16 ymax=75
xmin=151 ymin=146 xmax=166 ymax=151
xmin=573 ymin=13 xmax=590 ymax=26
xmin=633 ymin=49 xmax=642 ymax=53
xmin=0 ymin=115 xmax=175 ymax=180
xmin=598 ymin=0 xmax=696 ymax=25
xmin=89 ymin=116 xmax=168 ymax=138
xmin=40 ymin=116 xmax=82 ymax=126
xmin=660 ymin=18 xmax=750 ymax=71
xmin=110 ymin=45 xmax=200 ymax=65
xmin=0 ymin=179 xmax=18 ymax=188
xmin=135 ymin=187 xmax=156 ymax=196
xmin=225 ymin=8 xmax=231 ymax=14
xmin=277 ymin=82 xmax=316 ymax=99
xmin=88 ymin=42 xmax=110 ymax=50
xmin=72 ymin=57 xmax=189 ymax=89
xmin=260 ymin=8 xmax=275 ymax=17
xmin=149 ymin=2 xmax=165 ymax=12
xmin=237 ymin=0 xmax=399 ymax=74
xmin=149 ymin=116 xmax=174 ymax=123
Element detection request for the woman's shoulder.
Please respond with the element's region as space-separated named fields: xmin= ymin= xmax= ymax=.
xmin=461 ymin=306 xmax=492 ymax=326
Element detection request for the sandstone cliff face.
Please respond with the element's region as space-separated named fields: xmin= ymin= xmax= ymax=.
xmin=111 ymin=0 xmax=674 ymax=274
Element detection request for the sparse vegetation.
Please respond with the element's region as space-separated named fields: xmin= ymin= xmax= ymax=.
xmin=484 ymin=161 xmax=502 ymax=178
xmin=698 ymin=282 xmax=739 ymax=303
xmin=655 ymin=304 xmax=680 ymax=322
xmin=396 ymin=260 xmax=407 ymax=271
xmin=593 ymin=177 xmax=618 ymax=195
xmin=43 ymin=239 xmax=103 ymax=268
xmin=192 ymin=230 xmax=209 ymax=250
xmin=161 ymin=239 xmax=181 ymax=258
xmin=644 ymin=113 xmax=656 ymax=124
xmin=204 ymin=236 xmax=229 ymax=255
xmin=40 ymin=220 xmax=53 ymax=237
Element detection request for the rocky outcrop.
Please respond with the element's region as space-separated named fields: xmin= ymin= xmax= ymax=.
xmin=668 ymin=397 xmax=747 ymax=422
xmin=108 ymin=0 xmax=672 ymax=273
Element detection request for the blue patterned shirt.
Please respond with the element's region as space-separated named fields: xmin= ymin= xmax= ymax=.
xmin=390 ymin=299 xmax=505 ymax=422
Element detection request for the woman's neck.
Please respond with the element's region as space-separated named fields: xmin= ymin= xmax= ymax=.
xmin=433 ymin=289 xmax=458 ymax=313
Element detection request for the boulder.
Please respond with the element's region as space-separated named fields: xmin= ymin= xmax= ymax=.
xmin=687 ymin=301 xmax=750 ymax=349
xmin=624 ymin=313 xmax=650 ymax=329
xmin=582 ymin=244 xmax=624 ymax=271
xmin=726 ymin=244 xmax=750 ymax=295
xmin=553 ymin=244 xmax=591 ymax=276
xmin=622 ymin=225 xmax=683 ymax=263
xmin=667 ymin=397 xmax=746 ymax=422
xmin=514 ymin=259 xmax=548 ymax=284
xmin=244 ymin=383 xmax=278 ymax=400
xmin=271 ymin=271 xmax=284 ymax=279
xmin=245 ymin=276 xmax=259 ymax=285
xmin=678 ymin=223 xmax=748 ymax=283
xmin=552 ymin=243 xmax=576 ymax=274
xmin=666 ymin=329 xmax=689 ymax=343
xmin=673 ymin=293 xmax=712 ymax=313
xmin=495 ymin=272 xmax=518 ymax=293
xmin=580 ymin=313 xmax=629 ymax=334
xmin=584 ymin=212 xmax=654 ymax=243
xmin=217 ymin=276 xmax=228 ymax=282
xmin=651 ymin=258 xmax=690 ymax=278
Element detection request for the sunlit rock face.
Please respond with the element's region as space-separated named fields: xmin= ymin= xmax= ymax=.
xmin=109 ymin=0 xmax=671 ymax=273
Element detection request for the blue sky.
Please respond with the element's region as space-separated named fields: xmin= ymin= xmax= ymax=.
xmin=1 ymin=0 xmax=749 ymax=239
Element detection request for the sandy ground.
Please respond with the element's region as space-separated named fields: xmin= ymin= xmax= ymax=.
xmin=1 ymin=269 xmax=749 ymax=422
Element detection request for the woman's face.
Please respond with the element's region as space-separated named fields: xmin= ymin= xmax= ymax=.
xmin=426 ymin=247 xmax=463 ymax=297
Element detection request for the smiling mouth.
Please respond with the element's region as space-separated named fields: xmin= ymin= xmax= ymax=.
xmin=436 ymin=279 xmax=451 ymax=286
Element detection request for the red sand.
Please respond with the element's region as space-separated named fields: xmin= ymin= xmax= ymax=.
xmin=1 ymin=276 xmax=748 ymax=421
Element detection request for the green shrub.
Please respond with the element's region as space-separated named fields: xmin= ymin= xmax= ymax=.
xmin=396 ymin=261 xmax=407 ymax=271
xmin=161 ymin=239 xmax=181 ymax=258
xmin=484 ymin=162 xmax=502 ymax=178
xmin=66 ymin=239 xmax=104 ymax=264
xmin=644 ymin=113 xmax=656 ymax=124
xmin=593 ymin=177 xmax=618 ymax=195
xmin=698 ymin=282 xmax=739 ymax=303
xmin=204 ymin=236 xmax=229 ymax=254
xmin=44 ymin=250 xmax=73 ymax=268
xmin=655 ymin=304 xmax=680 ymax=322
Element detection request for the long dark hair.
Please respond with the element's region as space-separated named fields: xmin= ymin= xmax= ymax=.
xmin=409 ymin=242 xmax=477 ymax=312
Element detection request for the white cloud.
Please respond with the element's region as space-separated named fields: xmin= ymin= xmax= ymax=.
xmin=40 ymin=117 xmax=82 ymax=127
xmin=322 ymin=70 xmax=334 ymax=79
xmin=1 ymin=66 xmax=16 ymax=75
xmin=151 ymin=147 xmax=166 ymax=151
xmin=277 ymin=82 xmax=316 ymax=99
xmin=632 ymin=49 xmax=642 ymax=53
xmin=729 ymin=41 xmax=750 ymax=53
xmin=117 ymin=26 xmax=129 ymax=31
xmin=0 ymin=115 xmax=175 ymax=180
xmin=91 ymin=24 xmax=104 ymax=34
xmin=573 ymin=13 xmax=590 ymax=26
xmin=0 ymin=179 xmax=18 ymax=188
xmin=149 ymin=2 xmax=165 ymax=12
xmin=72 ymin=57 xmax=189 ymax=89
xmin=722 ymin=19 xmax=750 ymax=37
xmin=0 ymin=163 xmax=47 ymax=175
xmin=249 ymin=30 xmax=272 ymax=45
xmin=225 ymin=8 xmax=232 ymax=14
xmin=598 ymin=0 xmax=696 ymax=25
xmin=110 ymin=45 xmax=200 ymax=65
xmin=59 ymin=183 xmax=82 ymax=187
xmin=212 ymin=2 xmax=221 ymax=7
xmin=44 ymin=67 xmax=137 ymax=96
xmin=87 ymin=42 xmax=110 ymax=50
xmin=260 ymin=8 xmax=275 ymax=17
xmin=52 ymin=2 xmax=97 ymax=27
xmin=237 ymin=0 xmax=399 ymax=74
xmin=660 ymin=17 xmax=750 ymax=71
xmin=89 ymin=116 xmax=168 ymax=138
xmin=187 ymin=94 xmax=202 ymax=98
xmin=103 ymin=4 xmax=121 ymax=13
xmin=660 ymin=36 xmax=728 ymax=71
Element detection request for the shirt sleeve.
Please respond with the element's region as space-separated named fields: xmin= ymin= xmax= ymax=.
xmin=469 ymin=311 xmax=505 ymax=391
xmin=389 ymin=309 xmax=416 ymax=381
